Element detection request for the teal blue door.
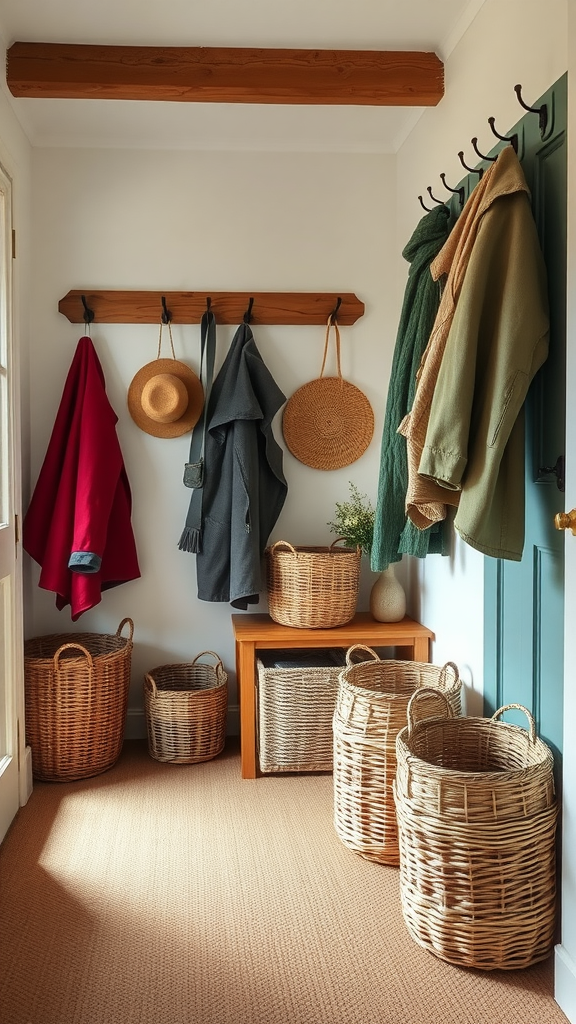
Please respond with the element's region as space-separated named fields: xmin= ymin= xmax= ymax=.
xmin=483 ymin=75 xmax=567 ymax=777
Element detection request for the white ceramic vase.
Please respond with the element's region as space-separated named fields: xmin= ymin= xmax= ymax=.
xmin=369 ymin=564 xmax=406 ymax=622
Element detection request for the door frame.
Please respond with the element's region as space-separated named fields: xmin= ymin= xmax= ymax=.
xmin=554 ymin=8 xmax=576 ymax=1018
xmin=0 ymin=157 xmax=31 ymax=842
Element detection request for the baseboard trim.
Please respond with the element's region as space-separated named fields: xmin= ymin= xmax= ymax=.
xmin=125 ymin=705 xmax=240 ymax=740
xmin=124 ymin=707 xmax=147 ymax=740
xmin=555 ymin=944 xmax=576 ymax=1022
xmin=19 ymin=745 xmax=33 ymax=805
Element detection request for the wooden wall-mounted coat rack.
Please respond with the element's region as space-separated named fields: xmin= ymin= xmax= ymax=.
xmin=58 ymin=290 xmax=365 ymax=326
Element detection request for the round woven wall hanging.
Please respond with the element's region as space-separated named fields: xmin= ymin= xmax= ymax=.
xmin=283 ymin=318 xmax=374 ymax=470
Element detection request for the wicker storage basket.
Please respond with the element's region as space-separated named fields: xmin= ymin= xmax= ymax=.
xmin=257 ymin=649 xmax=346 ymax=772
xmin=333 ymin=646 xmax=462 ymax=865
xmin=24 ymin=617 xmax=134 ymax=782
xmin=144 ymin=651 xmax=227 ymax=764
xmin=265 ymin=539 xmax=361 ymax=629
xmin=394 ymin=689 xmax=558 ymax=970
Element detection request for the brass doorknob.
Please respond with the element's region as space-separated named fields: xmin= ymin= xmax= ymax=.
xmin=555 ymin=509 xmax=576 ymax=534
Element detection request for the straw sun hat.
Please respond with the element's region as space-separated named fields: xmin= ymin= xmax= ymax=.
xmin=127 ymin=324 xmax=204 ymax=438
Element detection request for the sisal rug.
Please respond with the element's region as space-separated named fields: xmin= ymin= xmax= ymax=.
xmin=0 ymin=740 xmax=569 ymax=1024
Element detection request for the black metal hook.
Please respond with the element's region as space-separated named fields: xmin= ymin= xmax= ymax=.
xmin=439 ymin=173 xmax=465 ymax=207
xmin=514 ymin=84 xmax=548 ymax=137
xmin=206 ymin=296 xmax=212 ymax=313
xmin=487 ymin=117 xmax=518 ymax=153
xmin=470 ymin=137 xmax=497 ymax=163
xmin=160 ymin=295 xmax=171 ymax=324
xmin=329 ymin=296 xmax=342 ymax=324
xmin=243 ymin=296 xmax=254 ymax=324
xmin=427 ymin=186 xmax=446 ymax=206
xmin=538 ymin=454 xmax=565 ymax=492
xmin=418 ymin=195 xmax=433 ymax=212
xmin=81 ymin=294 xmax=94 ymax=324
xmin=458 ymin=151 xmax=483 ymax=178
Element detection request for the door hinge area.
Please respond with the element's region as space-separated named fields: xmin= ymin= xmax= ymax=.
xmin=11 ymin=229 xmax=15 ymax=260
xmin=14 ymin=513 xmax=19 ymax=546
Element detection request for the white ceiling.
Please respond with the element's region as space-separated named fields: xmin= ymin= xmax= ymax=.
xmin=0 ymin=0 xmax=486 ymax=153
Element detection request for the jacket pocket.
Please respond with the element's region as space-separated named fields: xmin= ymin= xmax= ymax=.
xmin=488 ymin=370 xmax=528 ymax=449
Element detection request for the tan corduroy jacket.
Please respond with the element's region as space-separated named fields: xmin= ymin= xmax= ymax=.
xmin=397 ymin=144 xmax=549 ymax=560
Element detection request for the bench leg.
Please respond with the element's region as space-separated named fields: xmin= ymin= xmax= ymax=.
xmin=236 ymin=639 xmax=258 ymax=779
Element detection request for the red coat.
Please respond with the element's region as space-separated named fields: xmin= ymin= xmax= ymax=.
xmin=23 ymin=336 xmax=140 ymax=619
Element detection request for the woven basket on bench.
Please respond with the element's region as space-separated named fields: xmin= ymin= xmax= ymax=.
xmin=265 ymin=539 xmax=361 ymax=628
xmin=144 ymin=652 xmax=227 ymax=764
xmin=333 ymin=646 xmax=462 ymax=865
xmin=394 ymin=689 xmax=557 ymax=970
xmin=24 ymin=617 xmax=134 ymax=782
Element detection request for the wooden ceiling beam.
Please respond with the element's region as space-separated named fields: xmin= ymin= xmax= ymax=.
xmin=6 ymin=42 xmax=444 ymax=106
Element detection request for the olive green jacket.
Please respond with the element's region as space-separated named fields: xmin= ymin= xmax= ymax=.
xmin=416 ymin=150 xmax=549 ymax=560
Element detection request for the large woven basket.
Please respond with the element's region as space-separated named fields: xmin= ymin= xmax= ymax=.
xmin=394 ymin=689 xmax=558 ymax=970
xmin=257 ymin=649 xmax=346 ymax=772
xmin=24 ymin=617 xmax=134 ymax=782
xmin=144 ymin=652 xmax=228 ymax=764
xmin=333 ymin=646 xmax=462 ymax=865
xmin=265 ymin=538 xmax=361 ymax=628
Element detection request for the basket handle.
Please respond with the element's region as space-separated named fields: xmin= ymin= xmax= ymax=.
xmin=490 ymin=703 xmax=536 ymax=743
xmin=345 ymin=644 xmax=380 ymax=666
xmin=191 ymin=650 xmax=224 ymax=672
xmin=53 ymin=642 xmax=94 ymax=674
xmin=407 ymin=687 xmax=454 ymax=737
xmin=116 ymin=617 xmax=134 ymax=643
xmin=143 ymin=673 xmax=158 ymax=699
xmin=268 ymin=540 xmax=296 ymax=555
xmin=439 ymin=661 xmax=459 ymax=685
xmin=329 ymin=537 xmax=361 ymax=554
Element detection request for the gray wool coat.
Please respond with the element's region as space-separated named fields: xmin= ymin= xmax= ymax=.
xmin=190 ymin=322 xmax=287 ymax=607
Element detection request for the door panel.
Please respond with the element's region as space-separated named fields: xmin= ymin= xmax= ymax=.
xmin=484 ymin=75 xmax=567 ymax=777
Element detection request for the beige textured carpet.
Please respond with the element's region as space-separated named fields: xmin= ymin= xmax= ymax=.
xmin=0 ymin=739 xmax=569 ymax=1024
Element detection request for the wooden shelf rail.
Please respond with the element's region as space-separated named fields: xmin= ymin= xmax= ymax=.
xmin=7 ymin=43 xmax=444 ymax=107
xmin=58 ymin=290 xmax=365 ymax=326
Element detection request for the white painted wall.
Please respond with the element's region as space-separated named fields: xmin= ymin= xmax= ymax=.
xmin=395 ymin=0 xmax=568 ymax=716
xmin=25 ymin=146 xmax=399 ymax=732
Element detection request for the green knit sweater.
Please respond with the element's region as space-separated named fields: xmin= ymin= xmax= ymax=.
xmin=371 ymin=205 xmax=451 ymax=572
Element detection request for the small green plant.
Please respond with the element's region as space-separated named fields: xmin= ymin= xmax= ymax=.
xmin=327 ymin=483 xmax=375 ymax=555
